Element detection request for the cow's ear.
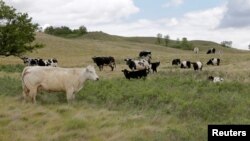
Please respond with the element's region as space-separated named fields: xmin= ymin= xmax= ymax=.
xmin=86 ymin=65 xmax=93 ymax=72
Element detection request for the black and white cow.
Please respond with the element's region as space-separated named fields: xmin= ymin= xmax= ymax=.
xmin=21 ymin=57 xmax=58 ymax=67
xmin=124 ymin=58 xmax=151 ymax=72
xmin=122 ymin=69 xmax=147 ymax=80
xmin=172 ymin=59 xmax=181 ymax=66
xmin=206 ymin=48 xmax=216 ymax=54
xmin=208 ymin=76 xmax=224 ymax=83
xmin=207 ymin=58 xmax=220 ymax=66
xmin=151 ymin=62 xmax=160 ymax=73
xmin=180 ymin=61 xmax=191 ymax=68
xmin=92 ymin=56 xmax=116 ymax=71
xmin=139 ymin=50 xmax=151 ymax=58
xmin=191 ymin=61 xmax=202 ymax=71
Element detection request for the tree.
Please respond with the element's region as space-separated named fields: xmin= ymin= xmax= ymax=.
xmin=221 ymin=41 xmax=232 ymax=48
xmin=156 ymin=33 xmax=162 ymax=44
xmin=173 ymin=37 xmax=193 ymax=50
xmin=0 ymin=0 xmax=43 ymax=57
xmin=164 ymin=35 xmax=170 ymax=46
xmin=77 ymin=25 xmax=87 ymax=35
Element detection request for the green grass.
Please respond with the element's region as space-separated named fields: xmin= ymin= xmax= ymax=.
xmin=0 ymin=64 xmax=25 ymax=73
xmin=0 ymin=71 xmax=250 ymax=140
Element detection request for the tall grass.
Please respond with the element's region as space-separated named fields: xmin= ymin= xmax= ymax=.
xmin=1 ymin=72 xmax=249 ymax=141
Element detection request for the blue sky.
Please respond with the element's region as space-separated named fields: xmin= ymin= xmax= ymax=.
xmin=131 ymin=0 xmax=226 ymax=20
xmin=4 ymin=0 xmax=250 ymax=50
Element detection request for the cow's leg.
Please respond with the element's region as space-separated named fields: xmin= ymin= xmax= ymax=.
xmin=66 ymin=88 xmax=74 ymax=103
xmin=110 ymin=64 xmax=114 ymax=71
xmin=29 ymin=88 xmax=38 ymax=104
xmin=22 ymin=85 xmax=30 ymax=102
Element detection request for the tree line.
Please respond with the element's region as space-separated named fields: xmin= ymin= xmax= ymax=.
xmin=156 ymin=33 xmax=193 ymax=50
xmin=44 ymin=25 xmax=87 ymax=37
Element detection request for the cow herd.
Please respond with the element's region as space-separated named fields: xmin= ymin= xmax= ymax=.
xmin=20 ymin=47 xmax=223 ymax=103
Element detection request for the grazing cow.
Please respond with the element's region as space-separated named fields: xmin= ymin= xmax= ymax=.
xmin=124 ymin=58 xmax=151 ymax=72
xmin=208 ymin=76 xmax=224 ymax=83
xmin=194 ymin=47 xmax=199 ymax=54
xmin=139 ymin=50 xmax=151 ymax=58
xmin=207 ymin=58 xmax=220 ymax=66
xmin=206 ymin=48 xmax=216 ymax=54
xmin=151 ymin=62 xmax=160 ymax=73
xmin=21 ymin=57 xmax=58 ymax=67
xmin=21 ymin=65 xmax=99 ymax=103
xmin=191 ymin=61 xmax=203 ymax=71
xmin=180 ymin=61 xmax=191 ymax=68
xmin=172 ymin=59 xmax=181 ymax=66
xmin=92 ymin=56 xmax=116 ymax=71
xmin=122 ymin=69 xmax=147 ymax=80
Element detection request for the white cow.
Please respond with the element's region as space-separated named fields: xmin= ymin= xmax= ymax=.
xmin=22 ymin=65 xmax=99 ymax=103
xmin=194 ymin=47 xmax=199 ymax=54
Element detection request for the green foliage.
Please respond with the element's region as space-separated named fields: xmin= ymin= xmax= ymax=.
xmin=44 ymin=25 xmax=87 ymax=38
xmin=164 ymin=35 xmax=170 ymax=46
xmin=173 ymin=37 xmax=193 ymax=50
xmin=156 ymin=33 xmax=162 ymax=44
xmin=0 ymin=0 xmax=43 ymax=57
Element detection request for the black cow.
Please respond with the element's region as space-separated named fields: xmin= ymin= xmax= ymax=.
xmin=206 ymin=48 xmax=216 ymax=54
xmin=151 ymin=62 xmax=160 ymax=73
xmin=172 ymin=59 xmax=181 ymax=65
xmin=92 ymin=56 xmax=116 ymax=71
xmin=180 ymin=61 xmax=191 ymax=68
xmin=207 ymin=58 xmax=220 ymax=66
xmin=139 ymin=50 xmax=151 ymax=58
xmin=121 ymin=69 xmax=147 ymax=80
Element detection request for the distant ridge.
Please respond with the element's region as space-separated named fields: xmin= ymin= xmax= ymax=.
xmin=42 ymin=31 xmax=242 ymax=52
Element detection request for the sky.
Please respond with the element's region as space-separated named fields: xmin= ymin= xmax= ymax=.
xmin=4 ymin=0 xmax=250 ymax=50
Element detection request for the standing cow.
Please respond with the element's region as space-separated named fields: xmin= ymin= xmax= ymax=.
xmin=191 ymin=61 xmax=203 ymax=71
xmin=22 ymin=65 xmax=99 ymax=103
xmin=172 ymin=59 xmax=181 ymax=66
xmin=139 ymin=50 xmax=151 ymax=58
xmin=124 ymin=58 xmax=151 ymax=72
xmin=92 ymin=56 xmax=116 ymax=71
xmin=206 ymin=48 xmax=216 ymax=54
xmin=180 ymin=61 xmax=191 ymax=68
xmin=207 ymin=58 xmax=220 ymax=66
xmin=194 ymin=47 xmax=199 ymax=54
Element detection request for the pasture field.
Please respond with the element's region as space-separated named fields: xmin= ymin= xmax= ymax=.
xmin=0 ymin=33 xmax=250 ymax=141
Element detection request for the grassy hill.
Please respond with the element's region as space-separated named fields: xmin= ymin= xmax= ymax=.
xmin=0 ymin=32 xmax=250 ymax=141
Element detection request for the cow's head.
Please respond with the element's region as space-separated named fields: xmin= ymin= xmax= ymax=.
xmin=86 ymin=65 xmax=99 ymax=81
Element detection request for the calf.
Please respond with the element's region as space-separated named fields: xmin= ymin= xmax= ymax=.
xmin=180 ymin=61 xmax=191 ymax=68
xmin=208 ymin=76 xmax=224 ymax=83
xmin=122 ymin=69 xmax=147 ymax=80
xmin=172 ymin=59 xmax=181 ymax=65
xmin=124 ymin=58 xmax=151 ymax=72
xmin=151 ymin=62 xmax=160 ymax=73
xmin=191 ymin=61 xmax=202 ymax=71
xmin=22 ymin=65 xmax=99 ymax=103
xmin=92 ymin=56 xmax=116 ymax=71
xmin=207 ymin=58 xmax=220 ymax=66
xmin=206 ymin=48 xmax=216 ymax=54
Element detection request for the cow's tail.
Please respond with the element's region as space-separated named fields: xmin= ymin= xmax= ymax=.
xmin=21 ymin=67 xmax=30 ymax=98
